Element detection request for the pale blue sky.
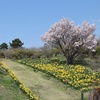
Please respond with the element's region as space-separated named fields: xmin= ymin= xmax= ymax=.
xmin=0 ymin=0 xmax=100 ymax=48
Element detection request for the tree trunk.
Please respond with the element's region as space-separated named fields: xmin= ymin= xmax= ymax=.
xmin=81 ymin=91 xmax=84 ymax=100
xmin=66 ymin=56 xmax=73 ymax=64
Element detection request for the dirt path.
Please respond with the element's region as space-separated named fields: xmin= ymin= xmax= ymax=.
xmin=2 ymin=59 xmax=80 ymax=100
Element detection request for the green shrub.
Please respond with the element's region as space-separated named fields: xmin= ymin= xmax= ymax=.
xmin=0 ymin=52 xmax=5 ymax=58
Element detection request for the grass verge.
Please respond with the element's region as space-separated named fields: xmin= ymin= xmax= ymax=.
xmin=0 ymin=67 xmax=28 ymax=100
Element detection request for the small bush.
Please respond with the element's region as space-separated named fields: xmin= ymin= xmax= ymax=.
xmin=0 ymin=52 xmax=5 ymax=58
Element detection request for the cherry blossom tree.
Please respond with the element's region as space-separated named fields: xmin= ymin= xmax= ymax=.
xmin=41 ymin=18 xmax=97 ymax=64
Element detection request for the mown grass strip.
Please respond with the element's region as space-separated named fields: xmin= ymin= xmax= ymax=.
xmin=0 ymin=62 xmax=39 ymax=100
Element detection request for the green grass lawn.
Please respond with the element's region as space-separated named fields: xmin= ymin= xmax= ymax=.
xmin=0 ymin=67 xmax=28 ymax=100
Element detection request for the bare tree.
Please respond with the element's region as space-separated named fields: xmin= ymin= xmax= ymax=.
xmin=41 ymin=18 xmax=97 ymax=64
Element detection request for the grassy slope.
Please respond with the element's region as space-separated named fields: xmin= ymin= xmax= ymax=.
xmin=2 ymin=59 xmax=89 ymax=100
xmin=0 ymin=67 xmax=28 ymax=100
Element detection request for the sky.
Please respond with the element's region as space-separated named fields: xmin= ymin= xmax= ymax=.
xmin=0 ymin=0 xmax=100 ymax=48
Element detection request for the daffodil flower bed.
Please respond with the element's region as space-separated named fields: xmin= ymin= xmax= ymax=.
xmin=17 ymin=59 xmax=100 ymax=92
xmin=0 ymin=62 xmax=39 ymax=100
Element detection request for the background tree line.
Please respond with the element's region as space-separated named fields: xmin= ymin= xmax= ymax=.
xmin=0 ymin=38 xmax=24 ymax=49
xmin=0 ymin=38 xmax=100 ymax=66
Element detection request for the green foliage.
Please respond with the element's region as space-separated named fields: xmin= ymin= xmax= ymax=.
xmin=47 ymin=57 xmax=66 ymax=64
xmin=12 ymin=49 xmax=34 ymax=59
xmin=10 ymin=38 xmax=24 ymax=48
xmin=0 ymin=48 xmax=35 ymax=59
xmin=0 ymin=52 xmax=5 ymax=58
xmin=0 ymin=43 xmax=8 ymax=49
xmin=0 ymin=67 xmax=7 ymax=75
xmin=96 ymin=46 xmax=100 ymax=55
xmin=49 ymin=48 xmax=60 ymax=57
